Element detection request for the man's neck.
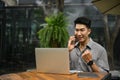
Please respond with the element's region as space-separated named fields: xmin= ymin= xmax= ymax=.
xmin=79 ymin=38 xmax=90 ymax=50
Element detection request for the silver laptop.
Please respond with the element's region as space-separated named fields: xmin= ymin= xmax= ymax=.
xmin=35 ymin=48 xmax=72 ymax=74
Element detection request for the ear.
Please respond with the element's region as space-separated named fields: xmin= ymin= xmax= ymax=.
xmin=88 ymin=28 xmax=91 ymax=35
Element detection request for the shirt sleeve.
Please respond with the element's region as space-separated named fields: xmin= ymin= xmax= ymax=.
xmin=96 ymin=48 xmax=110 ymax=72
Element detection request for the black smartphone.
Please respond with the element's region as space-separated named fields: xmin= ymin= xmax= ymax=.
xmin=75 ymin=35 xmax=78 ymax=43
xmin=71 ymin=35 xmax=78 ymax=44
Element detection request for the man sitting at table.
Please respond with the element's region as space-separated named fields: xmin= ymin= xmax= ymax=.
xmin=68 ymin=17 xmax=109 ymax=72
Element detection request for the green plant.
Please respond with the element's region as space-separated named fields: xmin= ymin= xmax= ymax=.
xmin=37 ymin=12 xmax=69 ymax=47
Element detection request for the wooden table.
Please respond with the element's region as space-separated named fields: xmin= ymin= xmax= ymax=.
xmin=0 ymin=70 xmax=110 ymax=80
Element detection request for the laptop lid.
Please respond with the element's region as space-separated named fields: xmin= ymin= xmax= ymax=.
xmin=35 ymin=48 xmax=70 ymax=74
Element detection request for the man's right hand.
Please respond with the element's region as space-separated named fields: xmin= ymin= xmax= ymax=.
xmin=68 ymin=36 xmax=76 ymax=52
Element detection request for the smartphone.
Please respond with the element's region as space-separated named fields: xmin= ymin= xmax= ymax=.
xmin=71 ymin=35 xmax=78 ymax=44
xmin=75 ymin=35 xmax=79 ymax=42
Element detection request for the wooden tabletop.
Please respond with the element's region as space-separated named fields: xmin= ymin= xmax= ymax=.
xmin=0 ymin=70 xmax=109 ymax=80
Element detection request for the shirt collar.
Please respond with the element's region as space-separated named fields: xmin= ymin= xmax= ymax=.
xmin=75 ymin=38 xmax=93 ymax=50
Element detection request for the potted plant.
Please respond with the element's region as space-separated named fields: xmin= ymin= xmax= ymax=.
xmin=37 ymin=12 xmax=69 ymax=47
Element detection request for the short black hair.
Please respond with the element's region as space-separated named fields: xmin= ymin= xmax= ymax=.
xmin=74 ymin=17 xmax=91 ymax=28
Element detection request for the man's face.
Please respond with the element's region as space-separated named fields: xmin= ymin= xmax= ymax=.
xmin=74 ymin=24 xmax=91 ymax=43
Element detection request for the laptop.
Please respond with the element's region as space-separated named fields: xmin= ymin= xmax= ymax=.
xmin=35 ymin=48 xmax=75 ymax=74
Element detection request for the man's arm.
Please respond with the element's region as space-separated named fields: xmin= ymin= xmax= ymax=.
xmin=96 ymin=49 xmax=110 ymax=72
xmin=82 ymin=50 xmax=109 ymax=72
xmin=82 ymin=50 xmax=100 ymax=72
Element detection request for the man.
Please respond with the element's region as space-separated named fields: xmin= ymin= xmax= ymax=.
xmin=68 ymin=17 xmax=109 ymax=72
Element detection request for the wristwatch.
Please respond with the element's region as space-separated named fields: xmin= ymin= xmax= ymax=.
xmin=87 ymin=60 xmax=93 ymax=66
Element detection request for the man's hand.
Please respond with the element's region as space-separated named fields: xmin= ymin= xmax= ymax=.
xmin=68 ymin=36 xmax=76 ymax=52
xmin=81 ymin=50 xmax=92 ymax=63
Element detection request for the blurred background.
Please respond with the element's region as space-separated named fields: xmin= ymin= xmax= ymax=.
xmin=0 ymin=0 xmax=120 ymax=75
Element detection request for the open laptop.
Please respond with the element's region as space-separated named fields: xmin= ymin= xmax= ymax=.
xmin=35 ymin=48 xmax=75 ymax=74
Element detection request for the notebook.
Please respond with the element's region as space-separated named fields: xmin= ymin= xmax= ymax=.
xmin=35 ymin=48 xmax=74 ymax=74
